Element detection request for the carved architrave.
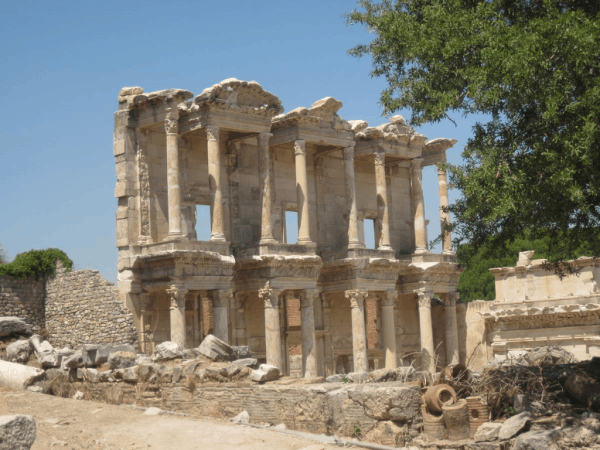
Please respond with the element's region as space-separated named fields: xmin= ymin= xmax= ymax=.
xmin=167 ymin=285 xmax=188 ymax=309
xmin=345 ymin=289 xmax=368 ymax=309
xmin=416 ymin=287 xmax=434 ymax=309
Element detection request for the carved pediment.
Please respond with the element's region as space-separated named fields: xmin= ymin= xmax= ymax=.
xmin=194 ymin=78 xmax=283 ymax=114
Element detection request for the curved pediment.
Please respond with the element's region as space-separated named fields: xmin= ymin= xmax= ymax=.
xmin=194 ymin=78 xmax=283 ymax=115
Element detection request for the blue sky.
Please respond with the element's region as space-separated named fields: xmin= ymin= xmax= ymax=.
xmin=1 ymin=0 xmax=479 ymax=282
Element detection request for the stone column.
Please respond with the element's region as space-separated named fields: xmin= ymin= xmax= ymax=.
xmin=343 ymin=146 xmax=363 ymax=249
xmin=300 ymin=290 xmax=318 ymax=377
xmin=437 ymin=163 xmax=453 ymax=254
xmin=322 ymin=293 xmax=334 ymax=376
xmin=411 ymin=158 xmax=429 ymax=253
xmin=345 ymin=289 xmax=369 ymax=373
xmin=193 ymin=294 xmax=201 ymax=347
xmin=381 ymin=292 xmax=398 ymax=369
xmin=258 ymin=132 xmax=276 ymax=244
xmin=294 ymin=140 xmax=313 ymax=245
xmin=444 ymin=292 xmax=460 ymax=365
xmin=416 ymin=287 xmax=436 ymax=372
xmin=259 ymin=282 xmax=282 ymax=369
xmin=211 ymin=289 xmax=232 ymax=343
xmin=374 ymin=151 xmax=392 ymax=250
xmin=165 ymin=114 xmax=183 ymax=238
xmin=167 ymin=285 xmax=188 ymax=347
xmin=206 ymin=124 xmax=226 ymax=242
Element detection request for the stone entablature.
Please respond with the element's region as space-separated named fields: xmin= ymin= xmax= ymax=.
xmin=480 ymin=252 xmax=600 ymax=362
xmin=113 ymin=78 xmax=460 ymax=376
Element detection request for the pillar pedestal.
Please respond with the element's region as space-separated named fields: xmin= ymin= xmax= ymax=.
xmin=345 ymin=289 xmax=369 ymax=373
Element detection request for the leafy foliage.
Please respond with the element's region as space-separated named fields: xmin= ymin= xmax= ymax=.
xmin=347 ymin=0 xmax=600 ymax=259
xmin=0 ymin=248 xmax=73 ymax=280
xmin=457 ymin=231 xmax=598 ymax=301
xmin=0 ymin=244 xmax=8 ymax=265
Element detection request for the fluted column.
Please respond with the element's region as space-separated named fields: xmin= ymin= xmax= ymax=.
xmin=416 ymin=287 xmax=436 ymax=372
xmin=374 ymin=151 xmax=392 ymax=250
xmin=167 ymin=285 xmax=188 ymax=347
xmin=211 ymin=289 xmax=232 ymax=343
xmin=259 ymin=282 xmax=282 ymax=368
xmin=300 ymin=290 xmax=318 ymax=377
xmin=206 ymin=124 xmax=226 ymax=242
xmin=381 ymin=291 xmax=398 ymax=369
xmin=294 ymin=140 xmax=313 ymax=245
xmin=444 ymin=292 xmax=460 ymax=365
xmin=437 ymin=163 xmax=454 ymax=254
xmin=165 ymin=113 xmax=183 ymax=238
xmin=258 ymin=132 xmax=276 ymax=244
xmin=345 ymin=289 xmax=369 ymax=373
xmin=411 ymin=158 xmax=429 ymax=253
xmin=343 ymin=146 xmax=362 ymax=249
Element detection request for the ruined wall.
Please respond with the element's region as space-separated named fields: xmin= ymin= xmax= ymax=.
xmin=456 ymin=300 xmax=492 ymax=370
xmin=45 ymin=263 xmax=137 ymax=349
xmin=0 ymin=275 xmax=45 ymax=332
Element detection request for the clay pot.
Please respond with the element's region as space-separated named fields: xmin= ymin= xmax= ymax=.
xmin=421 ymin=404 xmax=447 ymax=440
xmin=423 ymin=383 xmax=457 ymax=413
xmin=442 ymin=399 xmax=471 ymax=441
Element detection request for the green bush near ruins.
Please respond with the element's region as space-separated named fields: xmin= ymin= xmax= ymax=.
xmin=0 ymin=248 xmax=72 ymax=280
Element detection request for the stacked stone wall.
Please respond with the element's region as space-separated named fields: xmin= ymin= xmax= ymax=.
xmin=45 ymin=264 xmax=137 ymax=349
xmin=0 ymin=275 xmax=45 ymax=332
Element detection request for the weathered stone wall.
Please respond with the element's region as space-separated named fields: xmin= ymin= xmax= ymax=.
xmin=457 ymin=300 xmax=492 ymax=370
xmin=45 ymin=263 xmax=137 ymax=349
xmin=0 ymin=275 xmax=45 ymax=332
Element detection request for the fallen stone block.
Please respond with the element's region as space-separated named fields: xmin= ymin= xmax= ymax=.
xmin=347 ymin=372 xmax=370 ymax=384
xmin=82 ymin=368 xmax=100 ymax=383
xmin=26 ymin=386 xmax=43 ymax=394
xmin=154 ymin=341 xmax=183 ymax=360
xmin=498 ymin=411 xmax=531 ymax=440
xmin=513 ymin=428 xmax=562 ymax=450
xmin=157 ymin=365 xmax=173 ymax=383
xmin=107 ymin=351 xmax=137 ymax=370
xmin=29 ymin=335 xmax=58 ymax=368
xmin=5 ymin=340 xmax=31 ymax=364
xmin=72 ymin=391 xmax=84 ymax=400
xmin=198 ymin=334 xmax=233 ymax=361
xmin=230 ymin=411 xmax=249 ymax=424
xmin=565 ymin=371 xmax=600 ymax=410
xmin=0 ymin=415 xmax=36 ymax=450
xmin=122 ymin=366 xmax=139 ymax=383
xmin=182 ymin=349 xmax=200 ymax=360
xmin=143 ymin=407 xmax=163 ymax=416
xmin=62 ymin=349 xmax=83 ymax=370
xmin=138 ymin=364 xmax=160 ymax=383
xmin=361 ymin=385 xmax=421 ymax=420
xmin=250 ymin=364 xmax=280 ymax=382
xmin=231 ymin=346 xmax=252 ymax=360
xmin=83 ymin=344 xmax=137 ymax=367
xmin=98 ymin=370 xmax=113 ymax=382
xmin=474 ymin=422 xmax=502 ymax=442
xmin=0 ymin=317 xmax=32 ymax=337
xmin=0 ymin=360 xmax=45 ymax=391
xmin=364 ymin=420 xmax=405 ymax=447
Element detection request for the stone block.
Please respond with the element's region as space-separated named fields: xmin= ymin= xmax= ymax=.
xmin=251 ymin=364 xmax=280 ymax=382
xmin=0 ymin=361 xmax=45 ymax=391
xmin=230 ymin=411 xmax=249 ymax=425
xmin=361 ymin=385 xmax=421 ymax=421
xmin=498 ymin=411 xmax=531 ymax=440
xmin=155 ymin=341 xmax=183 ymax=360
xmin=107 ymin=351 xmax=137 ymax=370
xmin=513 ymin=428 xmax=562 ymax=450
xmin=0 ymin=317 xmax=32 ymax=337
xmin=5 ymin=340 xmax=31 ymax=364
xmin=231 ymin=346 xmax=252 ymax=360
xmin=198 ymin=334 xmax=233 ymax=361
xmin=0 ymin=415 xmax=36 ymax=450
xmin=62 ymin=350 xmax=83 ymax=369
xmin=122 ymin=366 xmax=139 ymax=383
xmin=474 ymin=422 xmax=502 ymax=442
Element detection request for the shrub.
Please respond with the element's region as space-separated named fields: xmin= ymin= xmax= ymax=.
xmin=0 ymin=248 xmax=73 ymax=279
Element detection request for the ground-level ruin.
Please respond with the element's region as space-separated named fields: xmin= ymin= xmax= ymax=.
xmin=113 ymin=78 xmax=461 ymax=377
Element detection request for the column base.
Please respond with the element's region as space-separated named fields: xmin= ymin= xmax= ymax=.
xmin=414 ymin=247 xmax=431 ymax=255
xmin=165 ymin=233 xmax=185 ymax=242
xmin=259 ymin=238 xmax=277 ymax=245
xmin=298 ymin=238 xmax=315 ymax=246
xmin=442 ymin=250 xmax=456 ymax=255
xmin=210 ymin=234 xmax=227 ymax=243
xmin=347 ymin=242 xmax=364 ymax=249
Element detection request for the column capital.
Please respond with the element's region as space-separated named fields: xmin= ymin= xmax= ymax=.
xmin=205 ymin=124 xmax=219 ymax=141
xmin=259 ymin=281 xmax=281 ymax=309
xmin=258 ymin=131 xmax=273 ymax=141
xmin=445 ymin=291 xmax=459 ymax=307
xmin=167 ymin=285 xmax=188 ymax=309
xmin=300 ymin=290 xmax=319 ymax=309
xmin=164 ymin=118 xmax=179 ymax=135
xmin=342 ymin=146 xmax=355 ymax=161
xmin=210 ymin=289 xmax=233 ymax=308
xmin=373 ymin=151 xmax=385 ymax=166
xmin=140 ymin=292 xmax=153 ymax=310
xmin=294 ymin=139 xmax=306 ymax=156
xmin=411 ymin=157 xmax=424 ymax=172
xmin=415 ymin=287 xmax=434 ymax=309
xmin=382 ymin=291 xmax=397 ymax=307
xmin=345 ymin=289 xmax=368 ymax=309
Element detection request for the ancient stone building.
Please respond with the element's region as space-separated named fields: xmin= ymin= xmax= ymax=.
xmin=113 ymin=78 xmax=459 ymax=376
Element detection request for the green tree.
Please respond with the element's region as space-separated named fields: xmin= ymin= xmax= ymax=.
xmin=0 ymin=248 xmax=73 ymax=280
xmin=347 ymin=0 xmax=600 ymax=259
xmin=0 ymin=244 xmax=8 ymax=264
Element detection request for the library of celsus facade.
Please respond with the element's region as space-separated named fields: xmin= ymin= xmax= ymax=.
xmin=113 ymin=79 xmax=459 ymax=377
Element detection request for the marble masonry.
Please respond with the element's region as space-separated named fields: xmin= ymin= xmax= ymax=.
xmin=113 ymin=78 xmax=459 ymax=377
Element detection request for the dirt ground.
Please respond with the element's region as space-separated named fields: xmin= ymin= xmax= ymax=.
xmin=0 ymin=388 xmax=348 ymax=450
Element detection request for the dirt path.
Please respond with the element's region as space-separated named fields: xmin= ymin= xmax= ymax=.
xmin=0 ymin=389 xmax=347 ymax=450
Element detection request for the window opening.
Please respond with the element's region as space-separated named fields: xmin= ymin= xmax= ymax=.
xmin=285 ymin=210 xmax=299 ymax=244
xmin=364 ymin=218 xmax=376 ymax=249
xmin=195 ymin=205 xmax=211 ymax=241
